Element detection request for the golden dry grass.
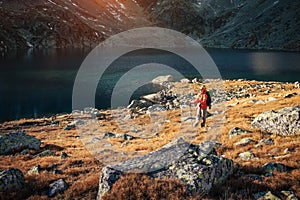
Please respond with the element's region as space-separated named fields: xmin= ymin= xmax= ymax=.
xmin=0 ymin=80 xmax=299 ymax=199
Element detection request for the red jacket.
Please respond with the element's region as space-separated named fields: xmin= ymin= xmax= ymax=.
xmin=191 ymin=92 xmax=208 ymax=109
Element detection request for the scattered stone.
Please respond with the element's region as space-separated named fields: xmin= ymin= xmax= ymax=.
xmin=61 ymin=152 xmax=68 ymax=159
xmin=97 ymin=140 xmax=233 ymax=199
xmin=53 ymin=169 xmax=63 ymax=175
xmin=120 ymin=141 xmax=131 ymax=147
xmin=254 ymin=100 xmax=266 ymax=104
xmin=147 ymin=104 xmax=167 ymax=114
xmin=115 ymin=133 xmax=135 ymax=140
xmin=252 ymin=106 xmax=300 ymax=136
xmin=234 ymin=138 xmax=256 ymax=146
xmin=284 ymin=148 xmax=295 ymax=154
xmin=64 ymin=120 xmax=84 ymax=130
xmin=0 ymin=130 xmax=41 ymax=155
xmin=48 ymin=179 xmax=68 ymax=197
xmin=261 ymin=162 xmax=289 ymax=175
xmin=284 ymin=92 xmax=297 ymax=98
xmin=27 ymin=165 xmax=40 ymax=175
xmin=268 ymin=97 xmax=277 ymax=102
xmin=46 ymin=164 xmax=59 ymax=171
xmin=103 ymin=132 xmax=135 ymax=140
xmin=229 ymin=127 xmax=249 ymax=139
xmin=64 ymin=122 xmax=76 ymax=130
xmin=103 ymin=132 xmax=116 ymax=139
xmin=127 ymin=99 xmax=153 ymax=109
xmin=281 ymin=190 xmax=299 ymax=200
xmin=152 ymin=75 xmax=173 ymax=85
xmin=238 ymin=151 xmax=254 ymax=161
xmin=0 ymin=168 xmax=25 ymax=192
xmin=295 ymin=81 xmax=300 ymax=89
xmin=34 ymin=150 xmax=56 ymax=158
xmin=255 ymin=138 xmax=275 ymax=147
xmin=180 ymin=78 xmax=190 ymax=83
xmin=253 ymin=191 xmax=280 ymax=200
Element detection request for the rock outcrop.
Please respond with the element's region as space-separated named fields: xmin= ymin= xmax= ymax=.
xmin=252 ymin=106 xmax=300 ymax=136
xmin=0 ymin=130 xmax=41 ymax=155
xmin=0 ymin=168 xmax=25 ymax=192
xmin=97 ymin=139 xmax=233 ymax=199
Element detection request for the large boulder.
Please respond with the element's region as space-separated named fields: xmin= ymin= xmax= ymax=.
xmin=252 ymin=106 xmax=300 ymax=136
xmin=0 ymin=168 xmax=25 ymax=192
xmin=152 ymin=75 xmax=173 ymax=85
xmin=97 ymin=139 xmax=233 ymax=199
xmin=0 ymin=130 xmax=41 ymax=155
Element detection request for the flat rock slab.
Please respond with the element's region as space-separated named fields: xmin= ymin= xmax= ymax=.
xmin=97 ymin=139 xmax=233 ymax=199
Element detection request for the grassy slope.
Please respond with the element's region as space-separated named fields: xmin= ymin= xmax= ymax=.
xmin=0 ymin=80 xmax=299 ymax=200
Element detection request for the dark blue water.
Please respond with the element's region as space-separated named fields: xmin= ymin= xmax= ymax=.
xmin=0 ymin=48 xmax=299 ymax=122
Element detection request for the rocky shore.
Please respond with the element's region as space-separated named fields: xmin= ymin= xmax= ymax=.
xmin=0 ymin=77 xmax=299 ymax=200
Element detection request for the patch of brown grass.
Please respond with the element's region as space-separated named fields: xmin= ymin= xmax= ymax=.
xmin=102 ymin=174 xmax=192 ymax=200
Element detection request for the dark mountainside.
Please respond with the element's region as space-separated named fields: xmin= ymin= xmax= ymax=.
xmin=0 ymin=0 xmax=299 ymax=52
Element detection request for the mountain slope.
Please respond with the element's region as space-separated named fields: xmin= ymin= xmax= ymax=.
xmin=0 ymin=0 xmax=151 ymax=51
xmin=149 ymin=0 xmax=300 ymax=50
xmin=0 ymin=0 xmax=299 ymax=51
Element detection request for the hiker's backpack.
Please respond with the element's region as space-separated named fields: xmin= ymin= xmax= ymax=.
xmin=206 ymin=90 xmax=212 ymax=108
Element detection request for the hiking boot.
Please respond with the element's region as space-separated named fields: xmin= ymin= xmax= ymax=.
xmin=201 ymin=122 xmax=205 ymax=127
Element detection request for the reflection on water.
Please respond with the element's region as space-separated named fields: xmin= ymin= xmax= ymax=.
xmin=0 ymin=48 xmax=299 ymax=122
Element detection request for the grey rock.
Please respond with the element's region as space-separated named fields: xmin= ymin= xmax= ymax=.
xmin=27 ymin=165 xmax=40 ymax=175
xmin=281 ymin=190 xmax=299 ymax=200
xmin=229 ymin=127 xmax=249 ymax=139
xmin=255 ymin=138 xmax=275 ymax=147
xmin=34 ymin=150 xmax=56 ymax=158
xmin=103 ymin=132 xmax=116 ymax=139
xmin=53 ymin=169 xmax=63 ymax=175
xmin=284 ymin=93 xmax=297 ymax=98
xmin=238 ymin=151 xmax=254 ymax=161
xmin=103 ymin=132 xmax=135 ymax=140
xmin=0 ymin=168 xmax=25 ymax=192
xmin=253 ymin=191 xmax=280 ymax=200
xmin=180 ymin=78 xmax=190 ymax=83
xmin=61 ymin=152 xmax=68 ymax=159
xmin=0 ymin=130 xmax=41 ymax=155
xmin=252 ymin=106 xmax=300 ymax=136
xmin=261 ymin=162 xmax=289 ymax=174
xmin=284 ymin=148 xmax=295 ymax=154
xmin=48 ymin=179 xmax=68 ymax=197
xmin=152 ymin=75 xmax=173 ymax=85
xmin=127 ymin=99 xmax=153 ymax=109
xmin=97 ymin=139 xmax=233 ymax=199
xmin=234 ymin=138 xmax=256 ymax=146
xmin=115 ymin=133 xmax=135 ymax=140
xmin=64 ymin=120 xmax=84 ymax=130
xmin=147 ymin=104 xmax=167 ymax=113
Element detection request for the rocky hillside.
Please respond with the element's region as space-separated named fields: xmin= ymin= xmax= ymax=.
xmin=149 ymin=0 xmax=300 ymax=50
xmin=1 ymin=0 xmax=299 ymax=52
xmin=0 ymin=79 xmax=299 ymax=199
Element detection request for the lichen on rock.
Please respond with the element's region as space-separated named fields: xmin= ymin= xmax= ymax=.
xmin=97 ymin=139 xmax=233 ymax=199
xmin=252 ymin=106 xmax=300 ymax=136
